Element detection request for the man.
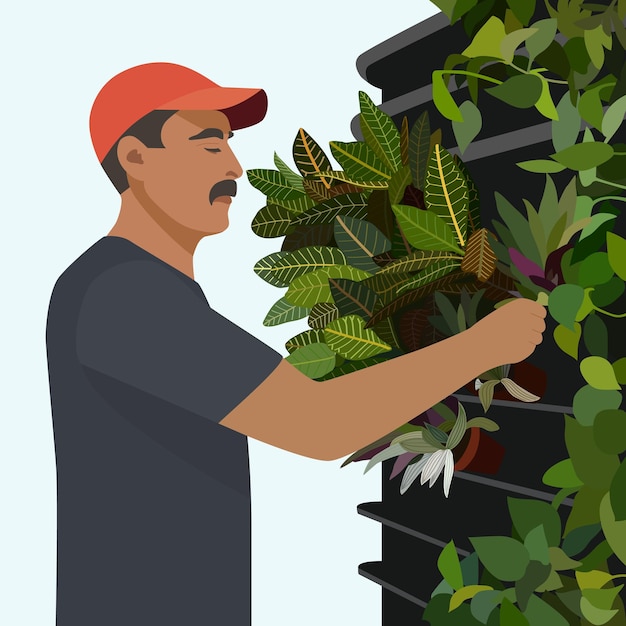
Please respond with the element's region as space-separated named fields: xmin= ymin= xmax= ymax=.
xmin=46 ymin=62 xmax=546 ymax=625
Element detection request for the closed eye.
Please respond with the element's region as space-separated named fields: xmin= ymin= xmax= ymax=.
xmin=205 ymin=148 xmax=221 ymax=153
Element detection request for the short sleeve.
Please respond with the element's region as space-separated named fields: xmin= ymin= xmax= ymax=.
xmin=76 ymin=260 xmax=283 ymax=423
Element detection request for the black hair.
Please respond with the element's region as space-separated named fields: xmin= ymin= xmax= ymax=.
xmin=100 ymin=110 xmax=177 ymax=193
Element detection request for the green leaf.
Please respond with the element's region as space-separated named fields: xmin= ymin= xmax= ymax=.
xmin=579 ymin=252 xmax=614 ymax=288
xmin=465 ymin=417 xmax=499 ymax=431
xmin=462 ymin=16 xmax=508 ymax=59
xmin=251 ymin=204 xmax=294 ymax=238
xmin=452 ymin=100 xmax=483 ymax=154
xmin=579 ymin=88 xmax=605 ymax=130
xmin=584 ymin=25 xmax=610 ymax=70
xmin=285 ymin=343 xmax=336 ymax=379
xmin=324 ymin=314 xmax=392 ymax=360
xmin=601 ymin=94 xmax=626 ymax=141
xmin=396 ymin=258 xmax=463 ymax=295
xmin=524 ymin=525 xmax=551 ymax=565
xmin=610 ymin=460 xmax=626 ymax=520
xmin=379 ymin=250 xmax=460 ymax=275
xmin=607 ymin=232 xmax=626 ymax=280
xmin=286 ymin=266 xmax=372 ymax=308
xmin=387 ymin=165 xmax=412 ymax=205
xmin=516 ymin=560 xmax=552 ymax=611
xmin=583 ymin=314 xmax=608 ymax=360
xmin=565 ymin=415 xmax=620 ymax=490
xmin=329 ymin=278 xmax=379 ymax=320
xmin=268 ymin=194 xmax=315 ymax=215
xmin=550 ymin=142 xmax=614 ymax=171
xmin=486 ymin=74 xmax=543 ymax=108
xmin=450 ymin=585 xmax=494 ymax=611
xmin=565 ymin=487 xmax=604 ymax=535
xmin=500 ymin=597 xmax=529 ymax=625
xmin=508 ymin=498 xmax=562 ymax=546
xmin=263 ymin=297 xmax=310 ymax=326
xmin=523 ymin=594 xmax=570 ymax=626
xmin=273 ymin=152 xmax=305 ymax=191
xmin=424 ymin=145 xmax=470 ymax=247
xmin=600 ymin=492 xmax=626 ymax=566
xmin=292 ymin=128 xmax=333 ymax=187
xmin=247 ymin=169 xmax=308 ymax=201
xmin=562 ymin=522 xmax=601 ymax=559
xmin=470 ymin=536 xmax=530 ymax=581
xmin=432 ymin=71 xmax=464 ymax=122
xmin=333 ymin=215 xmax=391 ymax=273
xmin=408 ymin=111 xmax=431 ymax=189
xmin=548 ymin=546 xmax=581 ymax=571
xmin=308 ymin=301 xmax=339 ymax=329
xmin=548 ymin=284 xmax=586 ymax=330
xmin=615 ymin=358 xmax=626 ymax=385
xmin=329 ymin=141 xmax=393 ymax=181
xmin=506 ymin=0 xmax=535 ymax=25
xmin=358 ymin=91 xmax=402 ymax=171
xmin=494 ymin=192 xmax=542 ymax=265
xmin=454 ymin=157 xmax=481 ymax=233
xmin=580 ymin=356 xmax=621 ymax=390
xmin=552 ymin=92 xmax=582 ymax=153
xmin=392 ymin=203 xmax=464 ymax=254
xmin=501 ymin=27 xmax=539 ymax=63
xmin=535 ymin=77 xmax=559 ymax=120
xmin=573 ymin=385 xmax=622 ymax=427
xmin=285 ymin=329 xmax=325 ymax=353
xmin=553 ymin=322 xmax=581 ymax=359
xmin=438 ymin=541 xmax=464 ymax=590
xmin=517 ymin=159 xmax=566 ymax=173
xmin=580 ymin=595 xmax=619 ymax=625
xmin=258 ymin=246 xmax=348 ymax=287
xmin=527 ymin=18 xmax=558 ymax=60
xmin=291 ymin=193 xmax=369 ymax=226
xmin=543 ymin=458 xmax=583 ymax=489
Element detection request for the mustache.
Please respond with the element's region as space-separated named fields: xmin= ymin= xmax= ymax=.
xmin=209 ymin=179 xmax=237 ymax=205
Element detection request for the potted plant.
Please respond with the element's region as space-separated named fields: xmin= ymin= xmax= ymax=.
xmin=417 ymin=0 xmax=626 ymax=623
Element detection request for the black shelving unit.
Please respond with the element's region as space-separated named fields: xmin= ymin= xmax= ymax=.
xmin=353 ymin=12 xmax=626 ymax=625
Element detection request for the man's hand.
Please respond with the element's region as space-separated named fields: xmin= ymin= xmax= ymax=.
xmin=467 ymin=298 xmax=547 ymax=369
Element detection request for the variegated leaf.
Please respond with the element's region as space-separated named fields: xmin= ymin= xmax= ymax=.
xmin=329 ymin=278 xmax=379 ymax=320
xmin=454 ymin=156 xmax=481 ymax=234
xmin=285 ymin=329 xmax=325 ymax=353
xmin=358 ymin=91 xmax=402 ymax=171
xmin=399 ymin=308 xmax=429 ymax=352
xmin=400 ymin=116 xmax=410 ymax=167
xmin=334 ymin=215 xmax=392 ymax=272
xmin=392 ymin=204 xmax=464 ymax=254
xmin=329 ymin=141 xmax=393 ymax=181
xmin=281 ymin=224 xmax=334 ymax=252
xmin=424 ymin=145 xmax=470 ymax=247
xmin=302 ymin=178 xmax=331 ymax=202
xmin=363 ymin=271 xmax=414 ymax=305
xmin=292 ymin=193 xmax=369 ymax=226
xmin=500 ymin=378 xmax=541 ymax=402
xmin=263 ymin=297 xmax=310 ymax=326
xmin=378 ymin=250 xmax=461 ymax=275
xmin=293 ymin=128 xmax=333 ymax=190
xmin=393 ymin=431 xmax=440 ymax=454
xmin=397 ymin=259 xmax=463 ymax=295
xmin=478 ymin=379 xmax=500 ymax=412
xmin=372 ymin=317 xmax=401 ymax=349
xmin=409 ymin=110 xmax=431 ymax=190
xmin=446 ymin=403 xmax=467 ymax=449
xmin=315 ymin=170 xmax=389 ymax=189
xmin=247 ymin=169 xmax=308 ymax=201
xmin=465 ymin=417 xmax=500 ymax=431
xmin=461 ymin=228 xmax=497 ymax=282
xmin=388 ymin=165 xmax=412 ymax=205
xmin=329 ymin=182 xmax=368 ymax=197
xmin=367 ymin=189 xmax=395 ymax=240
xmin=364 ymin=443 xmax=406 ymax=474
xmin=251 ymin=204 xmax=294 ymax=238
xmin=286 ymin=266 xmax=372 ymax=308
xmin=260 ymin=246 xmax=348 ymax=286
xmin=285 ymin=342 xmax=336 ymax=379
xmin=324 ymin=314 xmax=392 ymax=360
xmin=308 ymin=302 xmax=340 ymax=329
xmin=274 ymin=152 xmax=305 ymax=191
xmin=268 ymin=194 xmax=315 ymax=215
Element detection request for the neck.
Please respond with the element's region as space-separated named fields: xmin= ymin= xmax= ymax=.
xmin=108 ymin=184 xmax=200 ymax=279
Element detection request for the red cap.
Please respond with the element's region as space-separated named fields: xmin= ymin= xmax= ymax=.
xmin=89 ymin=62 xmax=268 ymax=162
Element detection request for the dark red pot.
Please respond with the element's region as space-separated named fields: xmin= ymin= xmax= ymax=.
xmin=453 ymin=428 xmax=505 ymax=475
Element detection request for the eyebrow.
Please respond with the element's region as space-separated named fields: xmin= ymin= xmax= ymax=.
xmin=188 ymin=128 xmax=234 ymax=140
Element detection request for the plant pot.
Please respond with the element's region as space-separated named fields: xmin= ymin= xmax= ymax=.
xmin=453 ymin=428 xmax=505 ymax=475
xmin=465 ymin=361 xmax=547 ymax=403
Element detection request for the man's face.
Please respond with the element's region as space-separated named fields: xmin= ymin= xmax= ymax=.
xmin=130 ymin=110 xmax=243 ymax=237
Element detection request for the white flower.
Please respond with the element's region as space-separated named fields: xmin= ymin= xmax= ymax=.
xmin=400 ymin=448 xmax=455 ymax=497
xmin=419 ymin=448 xmax=455 ymax=498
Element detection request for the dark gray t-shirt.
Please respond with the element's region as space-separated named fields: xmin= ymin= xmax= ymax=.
xmin=46 ymin=236 xmax=282 ymax=625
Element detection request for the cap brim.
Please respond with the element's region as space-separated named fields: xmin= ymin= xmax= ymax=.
xmin=160 ymin=87 xmax=268 ymax=130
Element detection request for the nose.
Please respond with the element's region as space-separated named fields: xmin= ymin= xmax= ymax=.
xmin=225 ymin=144 xmax=243 ymax=179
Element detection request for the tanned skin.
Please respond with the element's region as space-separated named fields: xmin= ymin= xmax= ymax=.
xmin=111 ymin=109 xmax=547 ymax=462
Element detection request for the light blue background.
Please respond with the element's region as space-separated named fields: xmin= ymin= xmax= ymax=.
xmin=1 ymin=2 xmax=439 ymax=624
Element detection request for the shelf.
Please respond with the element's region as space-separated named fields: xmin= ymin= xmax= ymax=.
xmin=358 ymin=561 xmax=428 ymax=609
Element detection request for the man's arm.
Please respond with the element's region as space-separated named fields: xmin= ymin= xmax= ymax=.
xmin=220 ymin=298 xmax=547 ymax=461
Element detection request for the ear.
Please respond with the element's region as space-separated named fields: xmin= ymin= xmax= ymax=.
xmin=117 ymin=136 xmax=148 ymax=181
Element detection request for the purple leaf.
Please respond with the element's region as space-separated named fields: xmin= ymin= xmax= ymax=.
xmin=545 ymin=244 xmax=572 ymax=286
xmin=509 ymin=248 xmax=545 ymax=279
xmin=530 ymin=275 xmax=557 ymax=292
xmin=390 ymin=452 xmax=418 ymax=479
